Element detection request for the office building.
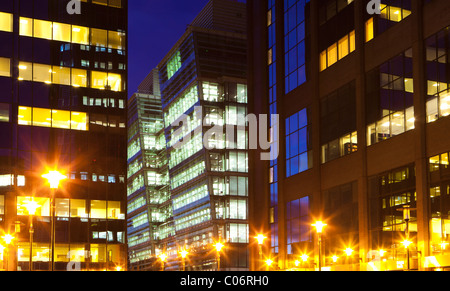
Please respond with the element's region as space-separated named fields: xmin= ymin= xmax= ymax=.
xmin=127 ymin=69 xmax=171 ymax=271
xmin=156 ymin=0 xmax=249 ymax=271
xmin=0 ymin=0 xmax=128 ymax=271
xmin=248 ymin=0 xmax=450 ymax=271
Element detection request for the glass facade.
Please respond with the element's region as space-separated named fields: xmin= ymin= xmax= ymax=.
xmin=0 ymin=0 xmax=127 ymax=271
xmin=155 ymin=1 xmax=248 ymax=270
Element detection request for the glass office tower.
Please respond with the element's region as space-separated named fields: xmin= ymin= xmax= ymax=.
xmin=127 ymin=69 xmax=171 ymax=271
xmin=0 ymin=0 xmax=128 ymax=271
xmin=157 ymin=0 xmax=248 ymax=271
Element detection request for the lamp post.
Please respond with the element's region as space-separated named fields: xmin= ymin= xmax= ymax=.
xmin=23 ymin=199 xmax=40 ymax=271
xmin=179 ymin=248 xmax=188 ymax=271
xmin=397 ymin=205 xmax=415 ymax=271
xmin=42 ymin=170 xmax=67 ymax=271
xmin=159 ymin=253 xmax=167 ymax=271
xmin=214 ymin=242 xmax=224 ymax=271
xmin=312 ymin=221 xmax=327 ymax=271
xmin=1 ymin=234 xmax=14 ymax=271
xmin=255 ymin=234 xmax=267 ymax=270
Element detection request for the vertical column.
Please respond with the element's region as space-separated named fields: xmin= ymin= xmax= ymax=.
xmin=354 ymin=0 xmax=370 ymax=264
xmin=247 ymin=0 xmax=271 ymax=271
xmin=309 ymin=0 xmax=323 ymax=270
xmin=411 ymin=0 xmax=431 ymax=268
xmin=5 ymin=191 xmax=17 ymax=271
xmin=275 ymin=0 xmax=286 ymax=270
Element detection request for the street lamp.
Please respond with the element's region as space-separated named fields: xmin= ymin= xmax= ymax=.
xmin=255 ymin=234 xmax=267 ymax=270
xmin=312 ymin=221 xmax=327 ymax=271
xmin=265 ymin=258 xmax=273 ymax=271
xmin=159 ymin=253 xmax=168 ymax=271
xmin=42 ymin=169 xmax=66 ymax=271
xmin=214 ymin=242 xmax=224 ymax=271
xmin=179 ymin=248 xmax=189 ymax=271
xmin=1 ymin=234 xmax=14 ymax=271
xmin=23 ymin=199 xmax=41 ymax=271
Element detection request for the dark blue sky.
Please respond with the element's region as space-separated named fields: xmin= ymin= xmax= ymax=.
xmin=128 ymin=0 xmax=210 ymax=97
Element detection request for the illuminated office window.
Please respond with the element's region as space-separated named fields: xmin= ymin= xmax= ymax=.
xmin=53 ymin=22 xmax=71 ymax=43
xmin=0 ymin=57 xmax=10 ymax=77
xmin=18 ymin=62 xmax=32 ymax=81
xmin=91 ymin=71 xmax=108 ymax=90
xmin=18 ymin=106 xmax=31 ymax=126
xmin=0 ymin=12 xmax=12 ymax=32
xmin=0 ymin=103 xmax=9 ymax=123
xmin=91 ymin=28 xmax=108 ymax=47
xmin=320 ymin=30 xmax=356 ymax=71
xmin=108 ymin=31 xmax=125 ymax=50
xmin=72 ymin=25 xmax=89 ymax=45
xmin=108 ymin=73 xmax=122 ymax=92
xmin=18 ymin=106 xmax=88 ymax=131
xmin=52 ymin=109 xmax=71 ymax=129
xmin=71 ymin=112 xmax=89 ymax=131
xmin=19 ymin=17 xmax=32 ymax=37
xmin=33 ymin=19 xmax=52 ymax=40
xmin=33 ymin=63 xmax=52 ymax=84
xmin=167 ymin=51 xmax=182 ymax=79
xmin=71 ymin=68 xmax=88 ymax=87
xmin=52 ymin=66 xmax=71 ymax=86
xmin=33 ymin=107 xmax=51 ymax=127
xmin=71 ymin=199 xmax=87 ymax=218
xmin=366 ymin=17 xmax=374 ymax=42
xmin=91 ymin=200 xmax=107 ymax=219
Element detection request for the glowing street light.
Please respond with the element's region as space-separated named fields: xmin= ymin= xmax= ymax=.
xmin=214 ymin=242 xmax=225 ymax=271
xmin=312 ymin=221 xmax=327 ymax=271
xmin=265 ymin=258 xmax=273 ymax=270
xmin=42 ymin=170 xmax=67 ymax=189
xmin=159 ymin=253 xmax=168 ymax=271
xmin=179 ymin=248 xmax=189 ymax=271
xmin=23 ymin=199 xmax=41 ymax=271
xmin=332 ymin=255 xmax=339 ymax=263
xmin=255 ymin=234 xmax=267 ymax=270
xmin=300 ymin=254 xmax=309 ymax=262
xmin=42 ymin=169 xmax=66 ymax=271
xmin=311 ymin=221 xmax=327 ymax=234
xmin=2 ymin=234 xmax=14 ymax=245
xmin=344 ymin=248 xmax=354 ymax=257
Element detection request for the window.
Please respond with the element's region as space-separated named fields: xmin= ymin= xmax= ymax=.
xmin=18 ymin=106 xmax=88 ymax=131
xmin=0 ymin=12 xmax=12 ymax=32
xmin=0 ymin=103 xmax=9 ymax=122
xmin=53 ymin=22 xmax=71 ymax=43
xmin=72 ymin=25 xmax=89 ymax=45
xmin=366 ymin=49 xmax=414 ymax=146
xmin=228 ymin=223 xmax=248 ymax=243
xmin=367 ymin=0 xmax=412 ymax=40
xmin=286 ymin=108 xmax=312 ymax=177
xmin=426 ymin=27 xmax=450 ymax=123
xmin=19 ymin=17 xmax=32 ymax=37
xmin=320 ymin=30 xmax=355 ymax=71
xmin=284 ymin=0 xmax=309 ymax=93
xmin=71 ymin=199 xmax=87 ymax=218
xmin=167 ymin=51 xmax=182 ymax=79
xmin=33 ymin=19 xmax=52 ymax=40
xmin=320 ymin=81 xmax=357 ymax=163
xmin=91 ymin=200 xmax=107 ymax=219
xmin=0 ymin=57 xmax=10 ymax=77
xmin=108 ymin=31 xmax=126 ymax=50
xmin=91 ymin=28 xmax=108 ymax=47
xmin=286 ymin=196 xmax=310 ymax=254
xmin=17 ymin=197 xmax=50 ymax=216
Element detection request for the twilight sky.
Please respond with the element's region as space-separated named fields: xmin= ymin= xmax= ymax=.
xmin=128 ymin=0 xmax=210 ymax=97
